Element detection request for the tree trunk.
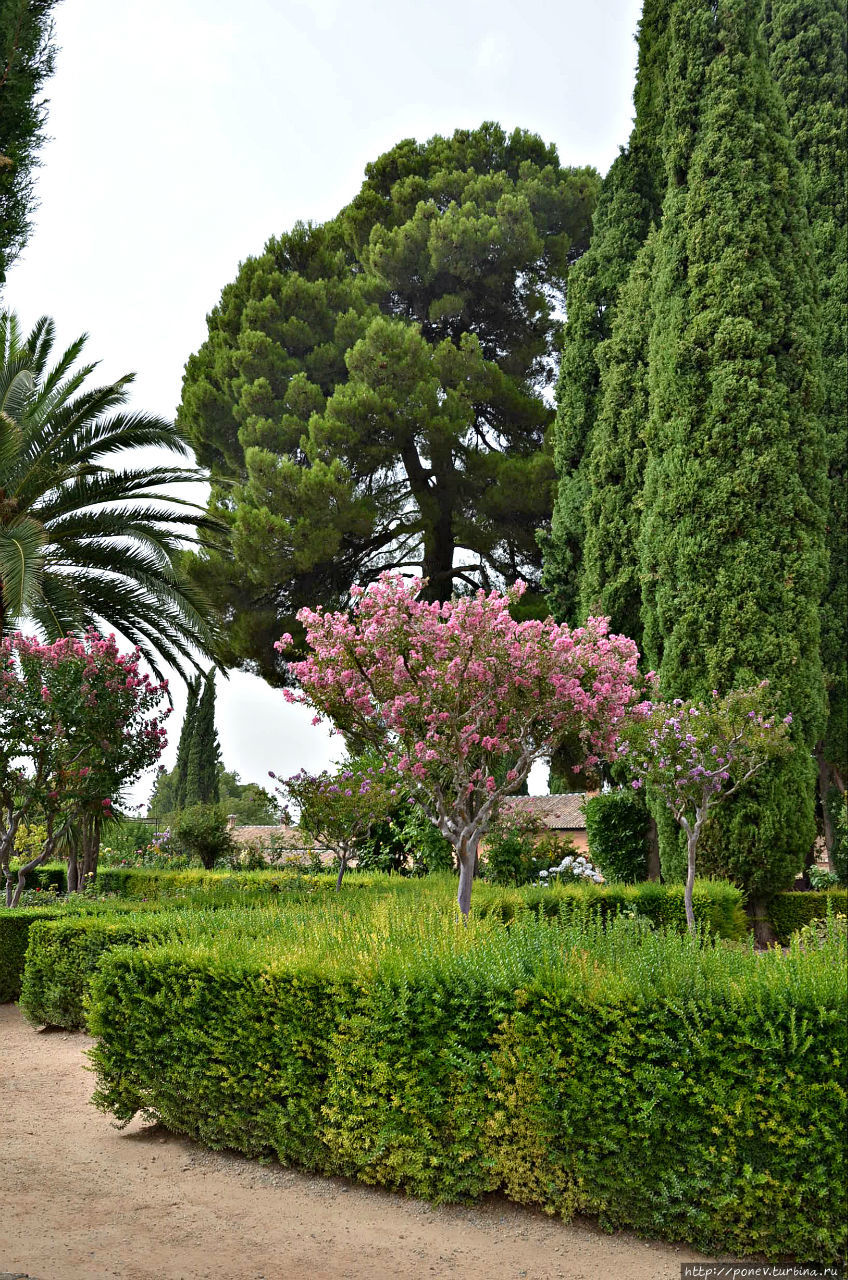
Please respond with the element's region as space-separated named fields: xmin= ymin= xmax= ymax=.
xmin=80 ymin=813 xmax=101 ymax=890
xmin=456 ymin=833 xmax=479 ymax=918
xmin=747 ymin=893 xmax=777 ymax=948
xmin=67 ymin=849 xmax=79 ymax=893
xmin=335 ymin=849 xmax=348 ymax=891
xmin=9 ymin=840 xmax=56 ymax=908
xmin=646 ymin=814 xmax=661 ymax=882
xmin=816 ymin=743 xmax=841 ymax=872
xmin=684 ymin=829 xmax=697 ymax=933
xmin=457 ymin=854 xmax=474 ymax=918
xmin=420 ymin=503 xmax=456 ymax=602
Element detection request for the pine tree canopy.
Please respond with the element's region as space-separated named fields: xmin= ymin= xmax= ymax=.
xmin=178 ymin=123 xmax=600 ymax=681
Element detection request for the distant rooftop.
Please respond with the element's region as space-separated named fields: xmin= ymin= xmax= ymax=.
xmin=501 ymin=794 xmax=591 ymax=830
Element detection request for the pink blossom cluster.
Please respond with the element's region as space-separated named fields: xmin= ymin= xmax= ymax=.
xmin=276 ymin=573 xmax=645 ymax=870
xmin=1 ymin=630 xmax=170 ymax=841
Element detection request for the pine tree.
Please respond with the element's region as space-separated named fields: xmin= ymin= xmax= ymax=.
xmin=542 ymin=0 xmax=670 ymax=623
xmin=184 ymin=671 xmax=221 ymax=807
xmin=762 ymin=0 xmax=847 ymax=843
xmin=173 ymin=675 xmax=201 ymax=810
xmin=639 ymin=0 xmax=828 ymax=895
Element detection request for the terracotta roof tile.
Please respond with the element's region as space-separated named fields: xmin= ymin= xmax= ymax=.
xmin=501 ymin=794 xmax=591 ymax=829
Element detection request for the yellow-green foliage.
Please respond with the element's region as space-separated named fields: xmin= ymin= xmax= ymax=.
xmin=13 ymin=823 xmax=47 ymax=859
xmin=87 ymin=903 xmax=847 ymax=1263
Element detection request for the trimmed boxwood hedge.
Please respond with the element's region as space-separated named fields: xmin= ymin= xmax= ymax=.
xmin=475 ymin=878 xmax=747 ymax=939
xmin=20 ymin=913 xmax=174 ymax=1028
xmin=767 ymin=889 xmax=848 ymax=945
xmin=0 ymin=900 xmax=166 ymax=1005
xmin=94 ymin=866 xmax=382 ymax=899
xmin=87 ymin=913 xmax=846 ymax=1264
xmin=0 ymin=906 xmax=67 ymax=1002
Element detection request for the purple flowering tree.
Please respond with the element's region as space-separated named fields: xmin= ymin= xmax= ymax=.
xmin=273 ymin=759 xmax=401 ymax=889
xmin=617 ymin=684 xmax=793 ymax=931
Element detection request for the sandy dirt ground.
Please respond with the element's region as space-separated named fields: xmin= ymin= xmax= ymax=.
xmin=2 ymin=1003 xmax=721 ymax=1280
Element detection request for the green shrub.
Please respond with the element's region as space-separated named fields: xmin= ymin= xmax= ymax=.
xmin=828 ymin=789 xmax=847 ymax=887
xmin=172 ymin=804 xmax=234 ymax=870
xmin=87 ymin=910 xmax=846 ymax=1263
xmin=767 ymin=889 xmax=848 ymax=945
xmin=0 ymin=907 xmax=66 ymax=1002
xmin=20 ymin=912 xmax=174 ymax=1028
xmin=94 ymin=865 xmax=392 ymax=900
xmin=584 ymin=788 xmax=651 ymax=883
xmin=1 ymin=898 xmax=139 ymax=1001
xmin=7 ymin=862 xmax=67 ymax=893
xmin=481 ymin=811 xmax=563 ymax=886
xmin=475 ymin=879 xmax=747 ymax=940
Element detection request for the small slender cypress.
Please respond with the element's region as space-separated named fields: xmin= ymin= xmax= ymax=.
xmin=173 ymin=675 xmax=200 ymax=810
xmin=185 ymin=671 xmax=222 ymax=806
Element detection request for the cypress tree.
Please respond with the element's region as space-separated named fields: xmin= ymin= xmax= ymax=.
xmin=184 ymin=671 xmax=222 ymax=806
xmin=173 ymin=675 xmax=201 ymax=810
xmin=639 ymin=0 xmax=828 ymax=895
xmin=762 ymin=0 xmax=847 ymax=838
xmin=578 ymin=228 xmax=657 ymax=646
xmin=542 ymin=0 xmax=670 ymax=623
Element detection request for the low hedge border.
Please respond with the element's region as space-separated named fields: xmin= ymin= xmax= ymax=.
xmin=20 ymin=913 xmax=175 ymax=1028
xmin=0 ymin=907 xmax=67 ymax=1002
xmin=767 ymin=889 xmax=848 ymax=945
xmin=87 ymin=918 xmax=846 ymax=1264
xmin=94 ymin=867 xmax=383 ymax=899
xmin=0 ymin=900 xmax=165 ymax=1004
xmin=475 ymin=879 xmax=748 ymax=939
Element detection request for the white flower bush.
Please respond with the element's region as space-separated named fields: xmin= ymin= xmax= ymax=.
xmin=539 ymin=853 xmax=605 ymax=885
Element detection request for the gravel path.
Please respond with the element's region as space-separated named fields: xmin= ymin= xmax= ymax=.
xmin=1 ymin=1003 xmax=717 ymax=1280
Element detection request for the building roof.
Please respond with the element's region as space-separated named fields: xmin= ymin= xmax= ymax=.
xmin=501 ymin=794 xmax=590 ymax=830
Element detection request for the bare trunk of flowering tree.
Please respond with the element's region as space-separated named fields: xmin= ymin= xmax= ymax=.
xmin=646 ymin=815 xmax=661 ymax=881
xmin=679 ymin=796 xmax=709 ymax=933
xmin=7 ymin=829 xmax=58 ymax=908
xmin=335 ymin=846 xmax=350 ymax=891
xmin=456 ymin=835 xmax=479 ymax=918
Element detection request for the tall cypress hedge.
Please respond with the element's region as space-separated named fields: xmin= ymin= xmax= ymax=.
xmin=762 ymin=0 xmax=848 ymax=808
xmin=639 ymin=0 xmax=827 ymax=892
xmin=578 ymin=230 xmax=657 ymax=647
xmin=542 ymin=0 xmax=670 ymax=624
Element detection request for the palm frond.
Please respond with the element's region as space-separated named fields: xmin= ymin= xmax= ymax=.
xmin=0 ymin=311 xmax=226 ymax=680
xmin=0 ymin=516 xmax=46 ymax=620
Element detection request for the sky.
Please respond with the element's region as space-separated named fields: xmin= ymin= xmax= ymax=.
xmin=6 ymin=0 xmax=643 ymax=808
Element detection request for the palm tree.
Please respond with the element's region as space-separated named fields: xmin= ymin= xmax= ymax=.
xmin=0 ymin=311 xmax=223 ymax=679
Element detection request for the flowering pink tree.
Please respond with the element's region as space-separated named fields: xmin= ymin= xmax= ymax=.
xmin=278 ymin=573 xmax=643 ymax=915
xmin=0 ymin=631 xmax=169 ymax=905
xmin=617 ymin=684 xmax=793 ymax=932
xmin=273 ymin=758 xmax=402 ymax=889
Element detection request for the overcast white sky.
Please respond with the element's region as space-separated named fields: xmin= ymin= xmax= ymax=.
xmin=6 ymin=0 xmax=643 ymax=808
